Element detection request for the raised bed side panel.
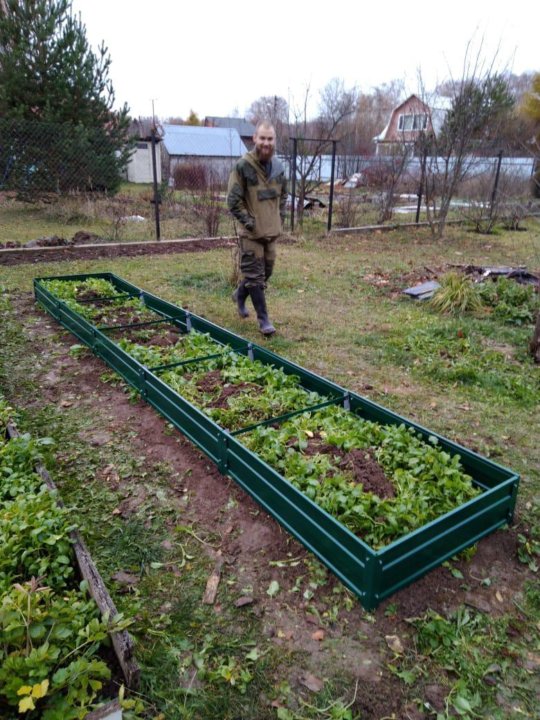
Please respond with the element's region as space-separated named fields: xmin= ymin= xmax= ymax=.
xmin=225 ymin=437 xmax=378 ymax=605
xmin=376 ymin=477 xmax=519 ymax=601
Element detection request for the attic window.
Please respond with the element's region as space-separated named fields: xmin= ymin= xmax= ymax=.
xmin=137 ymin=142 xmax=148 ymax=149
xmin=398 ymin=114 xmax=428 ymax=131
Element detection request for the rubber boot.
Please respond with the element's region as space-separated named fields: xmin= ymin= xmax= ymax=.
xmin=232 ymin=280 xmax=249 ymax=318
xmin=248 ymin=285 xmax=276 ymax=336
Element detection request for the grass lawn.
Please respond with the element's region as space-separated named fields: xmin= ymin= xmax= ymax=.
xmin=1 ymin=221 xmax=539 ymax=719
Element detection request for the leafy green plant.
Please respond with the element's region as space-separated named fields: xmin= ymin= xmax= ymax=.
xmin=0 ymin=578 xmax=125 ymax=718
xmin=242 ymin=405 xmax=479 ymax=549
xmin=40 ymin=278 xmax=155 ymax=325
xmin=478 ymin=276 xmax=540 ymax=325
xmin=0 ymin=488 xmax=76 ymax=593
xmin=0 ymin=394 xmax=136 ymax=717
xmin=430 ymin=272 xmax=483 ymax=314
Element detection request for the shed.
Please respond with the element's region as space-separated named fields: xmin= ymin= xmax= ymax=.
xmin=161 ymin=125 xmax=247 ymax=185
xmin=125 ymin=118 xmax=162 ymax=184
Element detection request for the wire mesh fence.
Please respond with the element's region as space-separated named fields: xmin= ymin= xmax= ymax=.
xmin=1 ymin=118 xmax=538 ymax=246
xmin=285 ymin=151 xmax=537 ymax=232
xmin=0 ymin=119 xmax=238 ymax=244
xmin=0 ymin=118 xmax=127 ymax=197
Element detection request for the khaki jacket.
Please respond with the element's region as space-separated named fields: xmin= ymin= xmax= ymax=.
xmin=227 ymin=151 xmax=287 ymax=239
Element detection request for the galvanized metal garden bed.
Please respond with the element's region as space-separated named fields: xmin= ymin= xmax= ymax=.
xmin=34 ymin=272 xmax=519 ymax=610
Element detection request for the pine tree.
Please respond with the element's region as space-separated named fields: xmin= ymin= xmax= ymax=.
xmin=0 ymin=0 xmax=131 ymax=194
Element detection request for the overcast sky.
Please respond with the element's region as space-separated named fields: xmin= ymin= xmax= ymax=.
xmin=71 ymin=0 xmax=538 ymax=122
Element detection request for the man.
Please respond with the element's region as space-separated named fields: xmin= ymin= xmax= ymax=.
xmin=227 ymin=121 xmax=287 ymax=335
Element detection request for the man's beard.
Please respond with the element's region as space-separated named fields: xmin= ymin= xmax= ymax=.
xmin=256 ymin=146 xmax=274 ymax=161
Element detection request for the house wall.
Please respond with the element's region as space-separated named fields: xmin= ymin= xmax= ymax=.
xmin=126 ymin=142 xmax=162 ymax=184
xmin=384 ymin=97 xmax=433 ymax=143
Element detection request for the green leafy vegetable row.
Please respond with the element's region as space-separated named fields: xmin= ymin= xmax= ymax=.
xmin=0 ymin=395 xmax=129 ymax=719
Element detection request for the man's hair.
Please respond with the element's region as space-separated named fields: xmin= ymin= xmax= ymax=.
xmin=254 ymin=120 xmax=275 ymax=134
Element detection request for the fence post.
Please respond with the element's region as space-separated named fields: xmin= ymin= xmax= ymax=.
xmin=327 ymin=140 xmax=337 ymax=232
xmin=151 ymin=128 xmax=161 ymax=241
xmin=489 ymin=150 xmax=503 ymax=221
xmin=415 ymin=146 xmax=427 ymax=224
xmin=290 ymin=138 xmax=297 ymax=232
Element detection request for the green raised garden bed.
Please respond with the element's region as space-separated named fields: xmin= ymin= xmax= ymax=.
xmin=34 ymin=272 xmax=519 ymax=610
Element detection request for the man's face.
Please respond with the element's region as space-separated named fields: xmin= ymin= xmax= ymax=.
xmin=253 ymin=126 xmax=275 ymax=161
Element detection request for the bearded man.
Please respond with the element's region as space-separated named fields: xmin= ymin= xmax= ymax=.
xmin=227 ymin=121 xmax=287 ymax=335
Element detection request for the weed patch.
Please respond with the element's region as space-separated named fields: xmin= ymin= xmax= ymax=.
xmin=361 ymin=314 xmax=540 ymax=408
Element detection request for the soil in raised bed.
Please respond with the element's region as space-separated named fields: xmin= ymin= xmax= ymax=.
xmin=195 ymin=369 xmax=264 ymax=410
xmin=292 ymin=433 xmax=395 ymax=500
xmin=107 ymin=324 xmax=182 ymax=348
xmin=90 ymin=306 xmax=159 ymax=328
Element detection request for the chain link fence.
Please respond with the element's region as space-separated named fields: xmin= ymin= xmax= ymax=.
xmin=0 ymin=119 xmax=238 ymax=245
xmin=1 ymin=118 xmax=538 ymax=245
xmin=285 ymin=150 xmax=538 ymax=232
xmin=0 ymin=118 xmax=126 ymax=197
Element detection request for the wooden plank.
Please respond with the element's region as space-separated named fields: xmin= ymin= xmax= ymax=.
xmin=202 ymin=556 xmax=223 ymax=605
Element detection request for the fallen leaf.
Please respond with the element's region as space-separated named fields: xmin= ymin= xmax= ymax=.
xmin=385 ymin=634 xmax=404 ymax=654
xmin=111 ymin=571 xmax=139 ymax=587
xmin=267 ymin=580 xmax=280 ymax=597
xmin=524 ymin=651 xmax=540 ymax=670
xmin=235 ymin=596 xmax=254 ymax=608
xmin=299 ymin=671 xmax=324 ymax=692
xmin=277 ymin=629 xmax=294 ymax=639
xmin=495 ymin=590 xmax=504 ymax=603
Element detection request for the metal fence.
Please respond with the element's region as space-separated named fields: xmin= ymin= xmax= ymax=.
xmin=281 ymin=150 xmax=537 ymax=231
xmin=0 ymin=118 xmax=126 ymax=196
xmin=0 ymin=119 xmax=237 ymax=244
xmin=1 ymin=118 xmax=537 ymax=245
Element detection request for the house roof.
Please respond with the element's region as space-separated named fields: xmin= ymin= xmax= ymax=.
xmin=204 ymin=116 xmax=256 ymax=138
xmin=162 ymin=124 xmax=247 ymax=157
